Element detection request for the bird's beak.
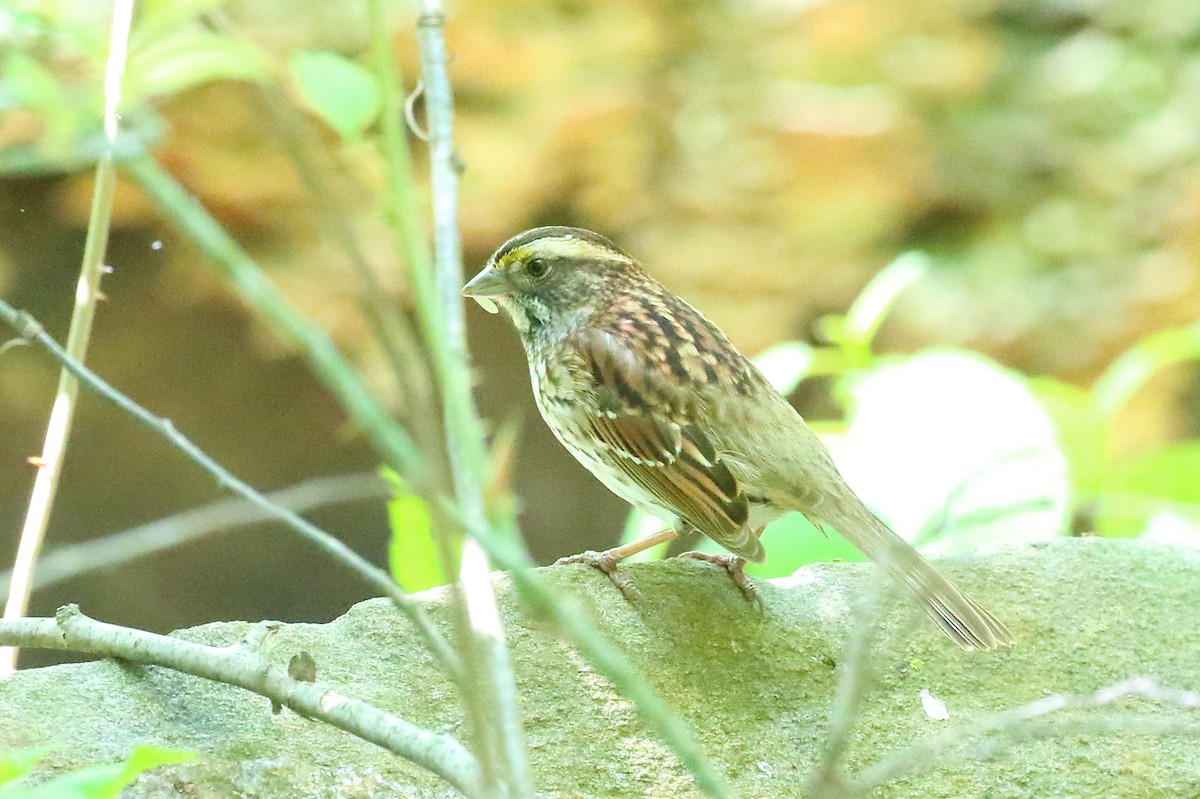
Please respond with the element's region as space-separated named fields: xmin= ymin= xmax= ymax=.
xmin=462 ymin=264 xmax=506 ymax=314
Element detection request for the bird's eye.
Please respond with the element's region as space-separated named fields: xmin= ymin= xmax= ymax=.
xmin=525 ymin=258 xmax=550 ymax=278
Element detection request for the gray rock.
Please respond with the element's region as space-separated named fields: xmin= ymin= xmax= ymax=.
xmin=1 ymin=538 xmax=1197 ymax=797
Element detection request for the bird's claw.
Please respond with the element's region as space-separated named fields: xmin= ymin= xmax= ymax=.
xmin=677 ymin=551 xmax=761 ymax=608
xmin=554 ymin=549 xmax=641 ymax=600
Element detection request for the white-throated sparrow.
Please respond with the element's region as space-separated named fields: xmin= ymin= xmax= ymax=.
xmin=464 ymin=226 xmax=1013 ymax=650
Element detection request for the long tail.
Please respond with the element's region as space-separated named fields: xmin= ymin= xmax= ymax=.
xmin=822 ymin=494 xmax=1014 ymax=651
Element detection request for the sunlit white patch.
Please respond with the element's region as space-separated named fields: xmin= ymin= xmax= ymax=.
xmin=472 ymin=296 xmax=499 ymax=315
xmin=319 ymin=690 xmax=349 ymax=712
xmin=919 ymin=689 xmax=950 ymax=720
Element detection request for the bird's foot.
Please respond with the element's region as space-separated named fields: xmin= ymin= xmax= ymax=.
xmin=676 ymin=551 xmax=760 ymax=607
xmin=553 ymin=528 xmax=681 ymax=601
xmin=554 ymin=549 xmax=640 ymax=600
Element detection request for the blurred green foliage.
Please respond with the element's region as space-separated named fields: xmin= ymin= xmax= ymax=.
xmin=0 ymin=0 xmax=267 ymax=174
xmin=0 ymin=745 xmax=193 ymax=798
xmin=287 ymin=49 xmax=380 ymax=142
xmin=1034 ymin=320 xmax=1200 ymax=538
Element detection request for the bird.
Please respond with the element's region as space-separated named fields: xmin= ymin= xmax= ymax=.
xmin=463 ymin=226 xmax=1013 ymax=650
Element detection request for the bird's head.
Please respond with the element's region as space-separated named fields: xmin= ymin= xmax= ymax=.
xmin=463 ymin=226 xmax=640 ymax=343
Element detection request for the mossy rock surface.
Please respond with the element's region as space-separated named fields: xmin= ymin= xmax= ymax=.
xmin=1 ymin=538 xmax=1197 ymax=797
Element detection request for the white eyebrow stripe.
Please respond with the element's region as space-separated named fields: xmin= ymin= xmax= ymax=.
xmin=511 ymin=237 xmax=629 ymax=263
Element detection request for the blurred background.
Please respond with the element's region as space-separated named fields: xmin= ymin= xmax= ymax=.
xmin=3 ymin=0 xmax=1200 ymax=664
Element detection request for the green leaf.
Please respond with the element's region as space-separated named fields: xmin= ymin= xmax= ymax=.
xmin=1091 ymin=323 xmax=1200 ymax=422
xmin=288 ymin=50 xmax=381 ymax=141
xmin=830 ymin=349 xmax=1072 ymax=553
xmin=0 ymin=746 xmax=193 ymax=799
xmin=1107 ymin=441 xmax=1200 ymax=503
xmin=1095 ymin=441 xmax=1200 ymax=537
xmin=0 ymin=764 xmax=124 ymax=799
xmin=382 ymin=469 xmax=447 ymax=591
xmin=2 ymin=53 xmax=65 ymax=112
xmin=680 ymin=513 xmax=866 ymax=577
xmin=0 ymin=749 xmax=49 ymax=787
xmin=746 ymin=515 xmax=865 ymax=578
xmin=117 ymin=746 xmax=195 ymax=788
xmin=841 ymin=250 xmax=930 ymax=350
xmin=125 ymin=29 xmax=271 ymax=105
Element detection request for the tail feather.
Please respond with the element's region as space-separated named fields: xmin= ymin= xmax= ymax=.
xmin=822 ymin=496 xmax=1014 ymax=651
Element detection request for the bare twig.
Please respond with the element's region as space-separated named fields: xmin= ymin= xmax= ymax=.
xmin=1 ymin=0 xmax=132 ymax=677
xmin=370 ymin=5 xmax=729 ymax=795
xmin=850 ymin=677 xmax=1200 ymax=795
xmin=0 ymin=301 xmax=463 ymax=685
xmin=807 ymin=572 xmax=888 ymax=798
xmin=0 ymin=472 xmax=388 ymax=596
xmin=123 ymin=156 xmax=428 ymax=490
xmin=0 ymin=605 xmax=482 ymax=797
xmin=407 ymin=3 xmax=532 ymax=794
xmin=228 ymin=56 xmax=444 ymax=459
xmin=451 ymin=506 xmax=735 ymax=799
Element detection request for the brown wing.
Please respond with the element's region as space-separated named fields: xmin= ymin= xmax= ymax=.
xmin=571 ymin=328 xmax=765 ymax=562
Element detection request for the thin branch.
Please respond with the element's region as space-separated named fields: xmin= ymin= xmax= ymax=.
xmin=455 ymin=512 xmax=734 ymax=799
xmin=413 ymin=3 xmax=532 ymax=796
xmin=0 ymin=301 xmax=463 ymax=685
xmin=807 ymin=572 xmax=887 ymax=798
xmin=370 ymin=6 xmax=728 ymax=795
xmin=117 ymin=147 xmax=468 ymax=680
xmin=1 ymin=0 xmax=133 ymax=677
xmin=849 ymin=677 xmax=1200 ymax=795
xmin=0 ymin=472 xmax=388 ymax=596
xmin=122 ymin=155 xmax=428 ymax=489
xmin=366 ymin=2 xmax=518 ymax=790
xmin=947 ymin=715 xmax=1200 ymax=769
xmin=0 ymin=605 xmax=482 ymax=797
xmin=234 ymin=73 xmax=443 ymax=455
xmin=364 ymin=0 xmax=530 ymax=791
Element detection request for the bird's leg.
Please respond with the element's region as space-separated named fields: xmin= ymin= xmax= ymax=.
xmin=676 ymin=527 xmax=765 ymax=605
xmin=554 ymin=528 xmax=680 ymax=599
xmin=676 ymin=552 xmax=759 ymax=605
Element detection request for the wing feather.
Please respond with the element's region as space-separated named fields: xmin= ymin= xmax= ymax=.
xmin=572 ymin=329 xmax=764 ymax=561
